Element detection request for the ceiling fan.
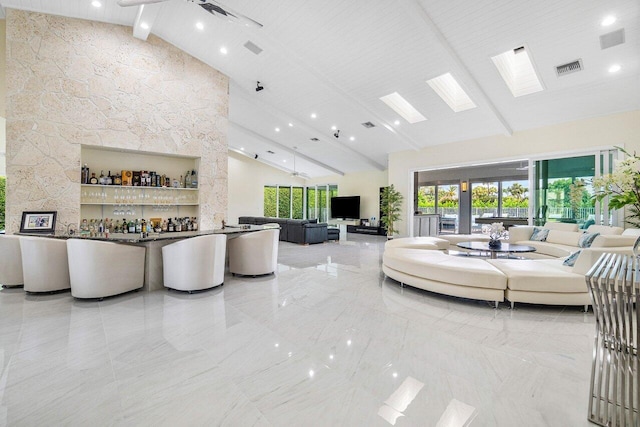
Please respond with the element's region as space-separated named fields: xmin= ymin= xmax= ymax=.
xmin=290 ymin=147 xmax=310 ymax=179
xmin=117 ymin=0 xmax=263 ymax=29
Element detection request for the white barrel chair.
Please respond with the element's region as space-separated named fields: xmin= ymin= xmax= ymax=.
xmin=19 ymin=236 xmax=70 ymax=293
xmin=67 ymin=239 xmax=145 ymax=299
xmin=0 ymin=235 xmax=24 ymax=288
xmin=162 ymin=234 xmax=227 ymax=292
xmin=228 ymin=229 xmax=280 ymax=276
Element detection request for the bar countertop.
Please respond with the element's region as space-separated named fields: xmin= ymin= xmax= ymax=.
xmin=16 ymin=224 xmax=277 ymax=243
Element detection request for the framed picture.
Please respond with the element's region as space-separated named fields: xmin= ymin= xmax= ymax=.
xmin=20 ymin=211 xmax=57 ymax=234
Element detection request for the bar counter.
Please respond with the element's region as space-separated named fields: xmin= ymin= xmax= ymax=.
xmin=17 ymin=224 xmax=277 ymax=292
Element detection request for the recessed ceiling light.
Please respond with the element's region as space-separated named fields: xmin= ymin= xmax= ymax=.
xmin=331 ymin=125 xmax=337 ymax=131
xmin=491 ymin=46 xmax=544 ymax=97
xmin=394 ymin=120 xmax=400 ymax=125
xmin=196 ymin=22 xmax=204 ymax=30
xmin=349 ymin=136 xmax=355 ymax=141
xmin=91 ymin=0 xmax=102 ymax=7
xmin=140 ymin=22 xmax=149 ymax=30
xmin=220 ymin=47 xmax=228 ymax=55
xmin=275 ymin=127 xmax=280 ymax=132
xmin=283 ymin=159 xmax=287 ymax=163
xmin=310 ymin=113 xmax=317 ymax=119
xmin=601 ymin=16 xmax=616 ymax=26
xmin=426 ymin=72 xmax=477 ymax=112
xmin=288 ymin=123 xmax=293 ymax=127
xmin=240 ymin=147 xmax=244 ymax=151
xmin=609 ymin=64 xmax=621 ymax=73
xmin=379 ymin=92 xmax=427 ymax=124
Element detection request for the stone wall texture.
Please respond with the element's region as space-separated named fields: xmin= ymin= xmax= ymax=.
xmin=5 ymin=9 xmax=229 ymax=233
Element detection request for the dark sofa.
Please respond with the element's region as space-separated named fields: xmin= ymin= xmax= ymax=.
xmin=238 ymin=216 xmax=328 ymax=244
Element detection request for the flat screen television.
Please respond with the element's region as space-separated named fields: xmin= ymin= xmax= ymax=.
xmin=330 ymin=196 xmax=360 ymax=220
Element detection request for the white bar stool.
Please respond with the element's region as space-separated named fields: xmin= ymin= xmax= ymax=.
xmin=0 ymin=235 xmax=24 ymax=288
xmin=228 ymin=229 xmax=279 ymax=276
xmin=162 ymin=234 xmax=227 ymax=292
xmin=20 ymin=236 xmax=70 ymax=293
xmin=67 ymin=239 xmax=145 ymax=299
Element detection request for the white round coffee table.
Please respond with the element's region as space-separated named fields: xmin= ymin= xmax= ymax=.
xmin=456 ymin=241 xmax=536 ymax=259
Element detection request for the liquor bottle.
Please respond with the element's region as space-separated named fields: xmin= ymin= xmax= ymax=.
xmin=82 ymin=164 xmax=90 ymax=184
xmin=190 ymin=170 xmax=198 ymax=188
xmin=98 ymin=220 xmax=104 ymax=235
xmin=179 ymin=175 xmax=184 ymax=188
xmin=135 ymin=219 xmax=142 ymax=233
xmin=128 ymin=220 xmax=136 ymax=234
xmin=106 ymin=171 xmax=113 ymax=186
xmin=114 ymin=173 xmax=122 ymax=185
xmin=168 ymin=218 xmax=174 ymax=232
xmin=162 ymin=219 xmax=168 ymax=232
xmin=99 ymin=170 xmax=106 ymax=185
xmin=89 ymin=173 xmax=98 ymax=184
xmin=192 ymin=217 xmax=198 ymax=231
xmin=175 ymin=218 xmax=182 ymax=232
xmin=185 ymin=171 xmax=192 ymax=188
xmin=122 ymin=219 xmax=128 ymax=234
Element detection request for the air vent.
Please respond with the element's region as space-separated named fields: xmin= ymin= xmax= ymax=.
xmin=361 ymin=121 xmax=376 ymax=128
xmin=600 ymin=29 xmax=625 ymax=50
xmin=266 ymin=150 xmax=275 ymax=154
xmin=556 ymin=59 xmax=583 ymax=77
xmin=244 ymin=41 xmax=263 ymax=55
xmin=310 ymin=137 xmax=319 ymax=142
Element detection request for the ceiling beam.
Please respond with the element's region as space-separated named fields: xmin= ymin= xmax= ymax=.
xmin=402 ymin=0 xmax=513 ymax=136
xmin=231 ymin=84 xmax=386 ymax=171
xmin=132 ymin=3 xmax=162 ymax=41
xmin=229 ymin=121 xmax=345 ymax=176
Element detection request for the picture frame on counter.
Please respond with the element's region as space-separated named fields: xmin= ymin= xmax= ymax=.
xmin=20 ymin=211 xmax=57 ymax=234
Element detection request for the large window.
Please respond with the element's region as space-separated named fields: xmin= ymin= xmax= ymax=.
xmin=417 ymin=183 xmax=459 ymax=233
xmin=470 ymin=180 xmax=528 ymax=233
xmin=534 ymin=155 xmax=596 ymax=226
xmin=265 ymin=184 xmax=336 ymax=220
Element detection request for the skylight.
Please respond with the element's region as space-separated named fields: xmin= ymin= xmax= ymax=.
xmin=379 ymin=92 xmax=427 ymax=124
xmin=426 ymin=73 xmax=476 ymax=112
xmin=491 ymin=46 xmax=544 ymax=97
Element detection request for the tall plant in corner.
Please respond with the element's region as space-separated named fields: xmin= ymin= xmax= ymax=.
xmin=381 ymin=185 xmax=403 ymax=239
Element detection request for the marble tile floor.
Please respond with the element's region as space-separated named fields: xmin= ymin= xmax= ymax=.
xmin=0 ymin=234 xmax=596 ymax=426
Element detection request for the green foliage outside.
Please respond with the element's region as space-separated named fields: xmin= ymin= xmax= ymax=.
xmin=0 ymin=176 xmax=5 ymax=231
xmin=264 ymin=186 xmax=277 ymax=217
xmin=547 ymin=178 xmax=593 ymax=209
xmin=264 ymin=185 xmax=304 ymax=219
xmin=417 ymin=182 xmax=530 ymax=209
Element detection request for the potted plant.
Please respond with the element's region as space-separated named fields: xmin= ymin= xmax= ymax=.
xmin=593 ymin=147 xmax=640 ymax=227
xmin=381 ymin=184 xmax=403 ymax=239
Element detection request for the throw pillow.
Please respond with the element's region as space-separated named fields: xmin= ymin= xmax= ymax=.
xmin=578 ymin=232 xmax=600 ymax=248
xmin=530 ymin=227 xmax=549 ymax=241
xmin=563 ymin=250 xmax=581 ymax=267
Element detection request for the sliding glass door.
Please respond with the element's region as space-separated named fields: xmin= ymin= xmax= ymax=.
xmin=533 ymin=155 xmax=596 ymax=227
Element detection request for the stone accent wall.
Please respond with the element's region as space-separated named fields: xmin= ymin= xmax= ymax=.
xmin=5 ymin=9 xmax=228 ymax=233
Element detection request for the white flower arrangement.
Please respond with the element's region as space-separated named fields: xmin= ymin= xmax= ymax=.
xmin=483 ymin=222 xmax=507 ymax=241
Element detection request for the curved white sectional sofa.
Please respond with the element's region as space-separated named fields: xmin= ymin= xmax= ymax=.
xmin=382 ymin=228 xmax=636 ymax=307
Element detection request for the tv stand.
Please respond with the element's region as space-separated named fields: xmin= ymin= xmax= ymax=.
xmin=346 ymin=225 xmax=386 ymax=236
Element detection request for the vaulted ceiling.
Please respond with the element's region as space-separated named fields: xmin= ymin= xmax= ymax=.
xmin=2 ymin=0 xmax=639 ymax=177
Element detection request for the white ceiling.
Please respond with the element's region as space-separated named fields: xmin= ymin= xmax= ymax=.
xmin=2 ymin=0 xmax=639 ymax=177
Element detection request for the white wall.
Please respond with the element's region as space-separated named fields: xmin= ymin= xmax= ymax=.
xmin=307 ymin=169 xmax=388 ymax=221
xmin=228 ymin=151 xmax=388 ymax=223
xmin=389 ymin=110 xmax=640 ymax=236
xmin=227 ymin=151 xmax=305 ymax=223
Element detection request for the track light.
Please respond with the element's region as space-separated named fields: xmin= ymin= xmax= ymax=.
xmin=254 ymin=154 xmax=259 ymax=159
xmin=333 ymin=130 xmax=340 ymax=138
xmin=256 ymin=81 xmax=264 ymax=92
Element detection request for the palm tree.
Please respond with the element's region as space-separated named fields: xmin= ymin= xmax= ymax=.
xmin=381 ymin=185 xmax=404 ymax=238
